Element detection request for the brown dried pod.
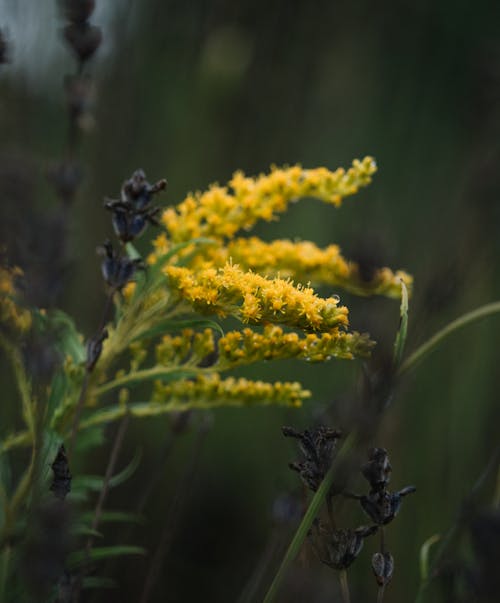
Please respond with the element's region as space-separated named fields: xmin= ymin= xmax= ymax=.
xmin=60 ymin=0 xmax=96 ymax=23
xmin=283 ymin=425 xmax=342 ymax=492
xmin=50 ymin=445 xmax=72 ymax=500
xmin=372 ymin=551 xmax=394 ymax=586
xmin=63 ymin=22 xmax=102 ymax=63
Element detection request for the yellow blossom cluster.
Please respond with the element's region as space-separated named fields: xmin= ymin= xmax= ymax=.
xmin=0 ymin=266 xmax=32 ymax=333
xmin=155 ymin=328 xmax=216 ymax=366
xmin=160 ymin=157 xmax=376 ymax=243
xmin=165 ymin=263 xmax=349 ymax=331
xmin=153 ymin=325 xmax=373 ymax=371
xmin=217 ymin=325 xmax=374 ymax=365
xmin=152 ymin=373 xmax=309 ymax=408
xmin=195 ymin=237 xmax=412 ymax=299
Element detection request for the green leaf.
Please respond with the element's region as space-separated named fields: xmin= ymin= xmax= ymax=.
xmin=72 ymin=449 xmax=142 ymax=493
xmin=34 ymin=309 xmax=86 ymax=364
xmin=72 ymin=525 xmax=103 ymax=538
xmin=125 ymin=242 xmax=142 ymax=260
xmin=419 ymin=534 xmax=441 ymax=582
xmin=132 ymin=317 xmax=224 ymax=342
xmin=393 ymin=279 xmax=409 ymax=368
xmin=68 ymin=546 xmax=146 ymax=569
xmin=110 ymin=367 xmax=198 ymax=390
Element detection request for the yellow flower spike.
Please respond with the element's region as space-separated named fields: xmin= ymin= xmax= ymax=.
xmin=215 ymin=324 xmax=374 ymax=369
xmin=192 ymin=237 xmax=412 ymax=300
xmin=0 ymin=265 xmax=32 ymax=333
xmin=152 ymin=373 xmax=310 ymax=409
xmin=161 ymin=157 xmax=376 ymax=243
xmin=166 ymin=263 xmax=349 ymax=332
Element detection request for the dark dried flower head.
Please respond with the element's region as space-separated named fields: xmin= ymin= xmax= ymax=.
xmin=105 ymin=170 xmax=167 ymax=243
xmin=86 ymin=328 xmax=108 ymax=371
xmin=63 ymin=22 xmax=102 ymax=63
xmin=360 ymin=486 xmax=416 ymax=525
xmin=121 ymin=169 xmax=167 ymax=210
xmin=60 ymin=0 xmax=96 ymax=23
xmin=372 ymin=551 xmax=394 ymax=586
xmin=362 ymin=447 xmax=392 ymax=491
xmin=0 ymin=29 xmax=9 ymax=64
xmin=50 ymin=445 xmax=72 ymax=500
xmin=99 ymin=240 xmax=144 ymax=290
xmin=310 ymin=521 xmax=377 ymax=570
xmin=283 ymin=425 xmax=342 ymax=492
xmin=106 ymin=203 xmax=161 ymax=243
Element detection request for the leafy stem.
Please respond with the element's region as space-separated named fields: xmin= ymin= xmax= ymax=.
xmin=262 ymin=432 xmax=358 ymax=603
xmin=399 ymin=301 xmax=500 ymax=375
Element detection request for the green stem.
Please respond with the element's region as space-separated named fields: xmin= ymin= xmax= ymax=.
xmin=399 ymin=301 xmax=500 ymax=375
xmin=263 ymin=432 xmax=357 ymax=603
xmin=0 ymin=431 xmax=31 ymax=454
xmin=93 ymin=365 xmax=200 ymax=398
xmin=0 ymin=545 xmax=11 ymax=601
xmin=0 ymin=334 xmax=34 ymax=436
xmin=339 ymin=569 xmax=351 ymax=603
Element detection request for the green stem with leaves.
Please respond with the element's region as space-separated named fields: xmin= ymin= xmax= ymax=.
xmin=262 ymin=432 xmax=358 ymax=603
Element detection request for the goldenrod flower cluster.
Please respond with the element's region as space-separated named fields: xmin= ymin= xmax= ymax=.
xmin=154 ymin=325 xmax=374 ymax=371
xmin=0 ymin=265 xmax=32 ymax=333
xmin=196 ymin=237 xmax=412 ymax=299
xmin=93 ymin=157 xmax=412 ymax=415
xmin=160 ymin=157 xmax=376 ymax=243
xmin=166 ymin=263 xmax=348 ymax=331
xmin=152 ymin=374 xmax=309 ymax=408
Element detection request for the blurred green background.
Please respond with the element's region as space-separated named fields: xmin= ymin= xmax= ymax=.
xmin=1 ymin=0 xmax=499 ymax=601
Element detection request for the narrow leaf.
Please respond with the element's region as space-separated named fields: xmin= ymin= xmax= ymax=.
xmin=68 ymin=545 xmax=146 ymax=569
xmin=393 ymin=279 xmax=409 ymax=367
xmin=419 ymin=534 xmax=441 ymax=582
xmin=132 ymin=317 xmax=224 ymax=342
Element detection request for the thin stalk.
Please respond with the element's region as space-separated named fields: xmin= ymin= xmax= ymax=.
xmin=139 ymin=421 xmax=208 ymax=603
xmin=0 ymin=333 xmax=34 ymax=437
xmin=73 ymin=412 xmax=130 ymax=603
xmin=92 ymin=364 xmax=200 ymax=398
xmin=263 ymin=431 xmax=357 ymax=603
xmin=0 ymin=545 xmax=10 ymax=602
xmin=339 ymin=569 xmax=351 ymax=603
xmin=377 ymin=584 xmax=386 ymax=603
xmin=88 ymin=412 xmax=130 ymax=541
xmin=68 ymin=291 xmax=115 ymax=456
xmin=399 ymin=301 xmax=500 ymax=375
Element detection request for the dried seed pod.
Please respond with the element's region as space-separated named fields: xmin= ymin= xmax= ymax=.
xmin=0 ymin=29 xmax=8 ymax=64
xmin=360 ymin=486 xmax=416 ymax=525
xmin=63 ymin=22 xmax=102 ymax=63
xmin=86 ymin=328 xmax=108 ymax=371
xmin=310 ymin=521 xmax=378 ymax=570
xmin=283 ymin=425 xmax=342 ymax=492
xmin=99 ymin=241 xmax=144 ymax=290
xmin=50 ymin=445 xmax=72 ymax=500
xmin=372 ymin=551 xmax=394 ymax=586
xmin=362 ymin=447 xmax=392 ymax=491
xmin=60 ymin=0 xmax=96 ymax=23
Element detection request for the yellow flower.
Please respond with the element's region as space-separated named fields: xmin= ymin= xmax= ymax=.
xmin=152 ymin=373 xmax=310 ymax=408
xmin=195 ymin=237 xmax=412 ymax=299
xmin=161 ymin=157 xmax=376 ymax=243
xmin=165 ymin=263 xmax=349 ymax=332
xmin=216 ymin=325 xmax=374 ymax=367
xmin=0 ymin=265 xmax=32 ymax=333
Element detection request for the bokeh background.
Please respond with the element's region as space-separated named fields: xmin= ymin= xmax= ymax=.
xmin=1 ymin=1 xmax=499 ymax=601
